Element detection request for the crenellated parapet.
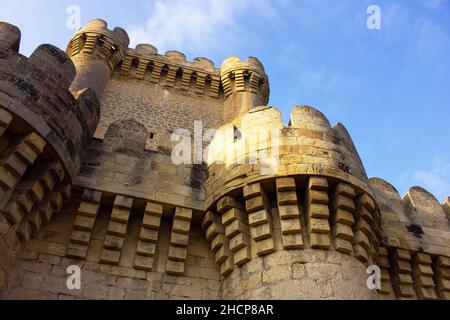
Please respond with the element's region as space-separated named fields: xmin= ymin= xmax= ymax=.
xmin=204 ymin=103 xmax=449 ymax=300
xmin=221 ymin=57 xmax=270 ymax=122
xmin=202 ymin=104 xmax=383 ymax=298
xmin=0 ymin=22 xmax=100 ymax=254
xmin=118 ymin=45 xmax=222 ymax=99
xmin=206 ymin=105 xmax=371 ymax=205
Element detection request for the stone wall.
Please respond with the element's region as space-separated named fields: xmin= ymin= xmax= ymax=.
xmin=222 ymin=250 xmax=379 ymax=300
xmin=0 ymin=198 xmax=221 ymax=300
xmin=95 ymin=73 xmax=224 ymax=145
xmin=1 ymin=19 xmax=449 ymax=301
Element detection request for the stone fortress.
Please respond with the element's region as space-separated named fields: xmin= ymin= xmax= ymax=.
xmin=0 ymin=19 xmax=449 ymax=300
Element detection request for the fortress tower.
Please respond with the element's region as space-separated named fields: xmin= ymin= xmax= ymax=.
xmin=0 ymin=20 xmax=449 ymax=300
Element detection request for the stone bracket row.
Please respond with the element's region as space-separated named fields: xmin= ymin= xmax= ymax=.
xmin=276 ymin=177 xmax=303 ymax=250
xmin=203 ymin=210 xmax=233 ymax=277
xmin=218 ymin=195 xmax=251 ymax=269
xmin=166 ymin=207 xmax=193 ymax=275
xmin=244 ymin=183 xmax=276 ymax=257
xmin=119 ymin=54 xmax=221 ymax=98
xmin=133 ymin=202 xmax=163 ymax=271
xmin=100 ymin=195 xmax=134 ymax=265
xmin=0 ymin=132 xmax=46 ymax=202
xmin=66 ymin=189 xmax=102 ymax=259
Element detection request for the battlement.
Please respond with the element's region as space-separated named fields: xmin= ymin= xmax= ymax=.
xmin=371 ymin=179 xmax=450 ymax=256
xmin=118 ymin=44 xmax=222 ymax=99
xmin=0 ymin=22 xmax=103 ymax=257
xmin=221 ymin=56 xmax=269 ymax=103
xmin=207 ymin=105 xmax=370 ymax=205
xmin=0 ymin=22 xmax=100 ymax=180
xmin=67 ymin=19 xmax=129 ymax=71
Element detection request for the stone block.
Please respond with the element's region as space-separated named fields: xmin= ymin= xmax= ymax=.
xmin=248 ymin=209 xmax=269 ymax=227
xmin=277 ymin=191 xmax=298 ymax=206
xmin=276 ymin=177 xmax=296 ymax=191
xmin=175 ymin=207 xmax=193 ymax=221
xmin=219 ymin=258 xmax=233 ymax=276
xmin=333 ymin=224 xmax=354 ymax=241
xmin=110 ymin=207 xmax=131 ymax=224
xmin=309 ymin=233 xmax=331 ymax=249
xmin=334 ymin=238 xmax=353 ymax=254
xmin=225 ymin=219 xmax=248 ymax=238
xmin=66 ymin=243 xmax=88 ymax=259
xmin=100 ymin=249 xmax=121 ymax=265
xmin=136 ymin=240 xmax=156 ymax=257
xmin=353 ymin=244 xmax=369 ymax=263
xmin=104 ymin=235 xmax=125 ymax=250
xmin=243 ymin=183 xmax=262 ymax=199
xmin=170 ymin=231 xmax=189 ymax=247
xmin=114 ymin=195 xmax=133 ymax=209
xmin=278 ymin=205 xmax=300 ymax=220
xmin=211 ymin=234 xmax=226 ymax=253
xmin=172 ymin=219 xmax=191 ymax=235
xmin=309 ymin=190 xmax=329 ymax=204
xmin=245 ymin=196 xmax=265 ymax=213
xmin=255 ymin=238 xmax=275 ymax=256
xmin=139 ymin=228 xmax=159 ymax=242
xmin=168 ymin=246 xmax=187 ymax=261
xmin=74 ymin=215 xmax=96 ymax=231
xmin=206 ymin=223 xmax=223 ymax=241
xmin=334 ymin=209 xmax=355 ymax=226
xmin=280 ymin=218 xmax=301 ymax=234
xmin=308 ymin=177 xmax=328 ymax=190
xmin=166 ymin=260 xmax=185 ymax=276
xmin=217 ymin=196 xmax=239 ymax=213
xmin=77 ymin=202 xmax=100 ymax=218
xmin=202 ymin=211 xmax=215 ymax=229
xmin=70 ymin=230 xmax=91 ymax=245
xmin=222 ymin=208 xmax=246 ymax=226
xmin=334 ymin=183 xmax=355 ymax=198
xmin=282 ymin=233 xmax=304 ymax=250
xmin=145 ymin=202 xmax=163 ymax=216
xmin=134 ymin=254 xmax=154 ymax=271
xmin=107 ymin=221 xmax=128 ymax=237
xmin=307 ymin=203 xmax=330 ymax=219
xmin=354 ymin=219 xmax=371 ymax=237
xmin=308 ymin=218 xmax=330 ymax=234
xmin=234 ymin=247 xmax=251 ymax=267
xmin=229 ymin=233 xmax=250 ymax=252
xmin=82 ymin=189 xmax=102 ymax=204
xmin=333 ymin=195 xmax=355 ymax=212
xmin=142 ymin=214 xmax=161 ymax=230
xmin=250 ymin=223 xmax=272 ymax=241
xmin=214 ymin=245 xmax=230 ymax=264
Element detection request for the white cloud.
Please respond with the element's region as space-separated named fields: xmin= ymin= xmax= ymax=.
xmin=397 ymin=157 xmax=450 ymax=202
xmin=127 ymin=0 xmax=285 ymax=56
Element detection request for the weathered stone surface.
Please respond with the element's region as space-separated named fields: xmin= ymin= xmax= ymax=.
xmin=0 ymin=19 xmax=447 ymax=302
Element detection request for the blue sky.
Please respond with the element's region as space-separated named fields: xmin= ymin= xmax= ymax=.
xmin=1 ymin=0 xmax=449 ymax=201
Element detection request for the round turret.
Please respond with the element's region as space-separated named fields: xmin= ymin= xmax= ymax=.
xmin=220 ymin=56 xmax=270 ymax=122
xmin=67 ymin=19 xmax=130 ymax=99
